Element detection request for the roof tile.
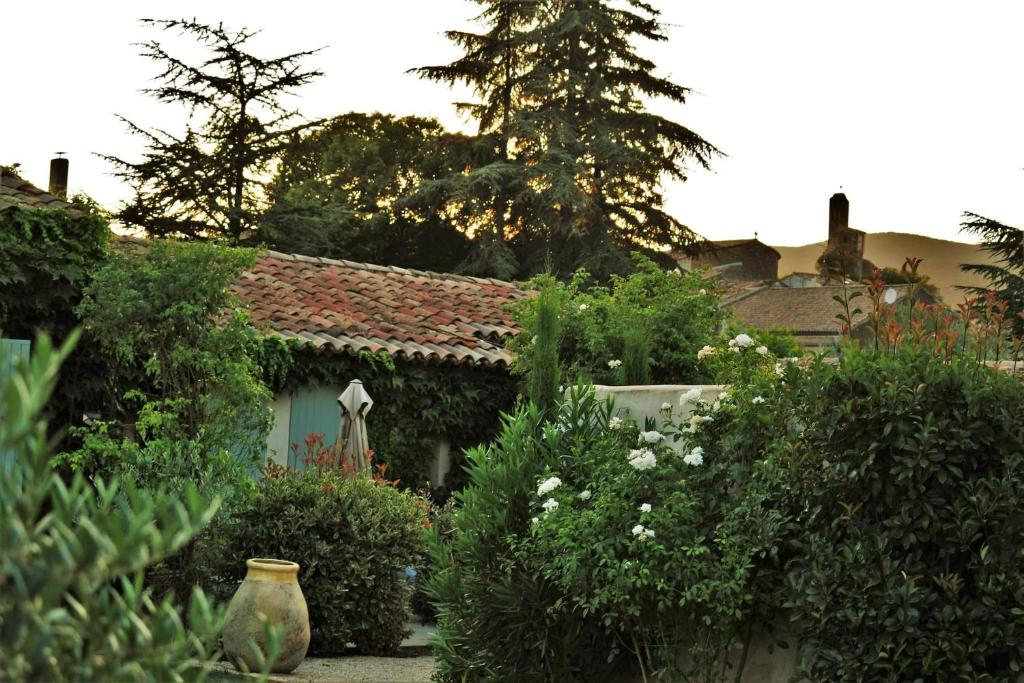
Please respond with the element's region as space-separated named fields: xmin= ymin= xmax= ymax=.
xmin=235 ymin=252 xmax=527 ymax=367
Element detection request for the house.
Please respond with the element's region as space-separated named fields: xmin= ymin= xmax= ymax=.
xmin=679 ymin=238 xmax=781 ymax=282
xmin=0 ymin=157 xmax=72 ymax=211
xmin=726 ymin=283 xmax=935 ymax=350
xmin=234 ymin=251 xmax=527 ymax=486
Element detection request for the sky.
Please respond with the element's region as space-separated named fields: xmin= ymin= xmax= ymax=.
xmin=3 ymin=1 xmax=1024 ymax=246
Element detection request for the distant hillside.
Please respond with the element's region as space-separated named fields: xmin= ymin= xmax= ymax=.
xmin=772 ymin=232 xmax=997 ymax=303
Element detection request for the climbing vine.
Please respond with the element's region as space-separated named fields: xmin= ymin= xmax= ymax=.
xmin=272 ymin=342 xmax=519 ymax=493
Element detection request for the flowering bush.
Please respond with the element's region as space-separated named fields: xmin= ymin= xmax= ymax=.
xmin=429 ymin=384 xmax=791 ymax=681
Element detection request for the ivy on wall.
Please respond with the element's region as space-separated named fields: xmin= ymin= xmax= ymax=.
xmin=0 ymin=205 xmax=110 ymax=442
xmin=271 ymin=342 xmax=519 ymax=492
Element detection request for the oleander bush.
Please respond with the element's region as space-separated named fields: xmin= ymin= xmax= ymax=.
xmin=509 ymin=254 xmax=724 ymax=386
xmin=204 ymin=465 xmax=428 ymax=656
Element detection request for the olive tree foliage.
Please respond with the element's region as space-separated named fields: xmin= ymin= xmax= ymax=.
xmin=0 ymin=333 xmax=225 ymax=682
xmin=104 ymin=18 xmax=323 ymax=242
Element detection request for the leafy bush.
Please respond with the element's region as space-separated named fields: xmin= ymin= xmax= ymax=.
xmin=66 ymin=239 xmax=272 ymax=500
xmin=205 ymin=466 xmax=428 ymax=656
xmin=780 ymin=345 xmax=1024 ymax=680
xmin=0 ymin=333 xmax=227 ymax=681
xmin=509 ymin=254 xmax=723 ymax=386
xmin=426 ymin=399 xmax=614 ymax=682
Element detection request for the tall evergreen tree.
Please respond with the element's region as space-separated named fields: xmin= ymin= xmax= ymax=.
xmin=412 ymin=1 xmax=542 ymax=278
xmin=416 ymin=0 xmax=718 ymax=280
xmin=105 ymin=19 xmax=322 ymax=243
xmin=960 ymin=212 xmax=1024 ymax=335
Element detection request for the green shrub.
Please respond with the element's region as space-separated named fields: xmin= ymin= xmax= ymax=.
xmin=205 ymin=467 xmax=427 ymax=656
xmin=426 ymin=399 xmax=616 ymax=682
xmin=66 ymin=239 xmax=272 ymax=500
xmin=0 ymin=332 xmax=228 ymax=681
xmin=780 ymin=345 xmax=1024 ymax=680
xmin=509 ymin=254 xmax=723 ymax=386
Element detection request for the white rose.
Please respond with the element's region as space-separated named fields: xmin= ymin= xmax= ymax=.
xmin=683 ymin=446 xmax=704 ymax=467
xmin=537 ymin=476 xmax=562 ymax=497
xmin=541 ymin=498 xmax=559 ymax=512
xmin=578 ymin=490 xmax=592 ymax=500
xmin=733 ymin=333 xmax=755 ymax=348
xmin=639 ymin=503 xmax=652 ymax=513
xmin=680 ymin=387 xmax=702 ymax=404
xmin=640 ymin=430 xmax=664 ymax=444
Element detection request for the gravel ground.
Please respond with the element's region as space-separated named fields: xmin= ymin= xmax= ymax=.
xmin=214 ymin=655 xmax=436 ymax=683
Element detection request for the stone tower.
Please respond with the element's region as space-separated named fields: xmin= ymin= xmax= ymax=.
xmin=824 ymin=192 xmax=865 ymax=280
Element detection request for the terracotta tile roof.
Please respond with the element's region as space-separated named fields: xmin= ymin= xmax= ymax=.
xmin=0 ymin=171 xmax=74 ymax=212
xmin=236 ymin=251 xmax=528 ymax=367
xmin=727 ymin=284 xmax=915 ymax=334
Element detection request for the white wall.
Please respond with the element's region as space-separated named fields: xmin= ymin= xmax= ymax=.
xmin=592 ymin=384 xmax=726 ymax=454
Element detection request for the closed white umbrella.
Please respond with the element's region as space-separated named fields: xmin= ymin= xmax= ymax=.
xmin=338 ymin=379 xmax=373 ymax=474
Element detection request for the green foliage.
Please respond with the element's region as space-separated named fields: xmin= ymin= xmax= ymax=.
xmin=526 ymin=278 xmax=562 ymax=412
xmin=204 ymin=467 xmax=427 ymax=656
xmin=960 ymin=212 xmax=1024 ymax=335
xmin=68 ymin=239 xmax=272 ymax=500
xmin=284 ymin=347 xmax=518 ymax=492
xmin=781 ymin=345 xmax=1024 ymax=681
xmin=0 ymin=205 xmax=109 ymax=441
xmin=433 ymin=319 xmax=1024 ymax=680
xmin=262 ymin=112 xmax=473 ymax=273
xmin=510 ymin=255 xmax=723 ymax=386
xmin=426 ymin=399 xmax=612 ymax=682
xmin=105 ymin=18 xmax=322 ymax=242
xmin=0 ymin=332 xmax=227 ymax=681
xmin=415 ymin=0 xmax=718 ymax=280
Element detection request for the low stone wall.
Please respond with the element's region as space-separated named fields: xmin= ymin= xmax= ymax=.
xmin=592 ymin=384 xmax=724 ymax=454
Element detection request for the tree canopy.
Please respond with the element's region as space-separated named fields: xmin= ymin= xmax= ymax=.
xmin=261 ymin=113 xmax=473 ymax=272
xmin=960 ymin=212 xmax=1024 ymax=335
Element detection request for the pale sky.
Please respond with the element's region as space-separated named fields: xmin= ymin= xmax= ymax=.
xmin=3 ymin=1 xmax=1023 ymax=246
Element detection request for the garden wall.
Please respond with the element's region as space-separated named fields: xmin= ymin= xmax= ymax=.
xmin=595 ymin=383 xmax=802 ymax=683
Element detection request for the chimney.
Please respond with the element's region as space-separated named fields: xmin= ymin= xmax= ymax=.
xmin=48 ymin=154 xmax=69 ymax=199
xmin=828 ymin=191 xmax=849 ymax=245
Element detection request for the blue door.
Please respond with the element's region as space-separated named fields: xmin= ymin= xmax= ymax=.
xmin=287 ymin=385 xmax=341 ymax=470
xmin=0 ymin=339 xmax=32 ymax=469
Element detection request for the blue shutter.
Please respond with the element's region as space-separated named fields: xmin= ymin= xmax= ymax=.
xmin=287 ymin=385 xmax=341 ymax=470
xmin=0 ymin=339 xmax=32 ymax=470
